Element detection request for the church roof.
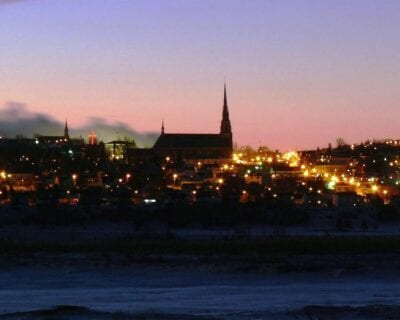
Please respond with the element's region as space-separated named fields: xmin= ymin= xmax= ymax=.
xmin=153 ymin=84 xmax=232 ymax=152
xmin=153 ymin=133 xmax=230 ymax=149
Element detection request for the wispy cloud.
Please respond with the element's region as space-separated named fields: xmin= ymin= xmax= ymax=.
xmin=0 ymin=102 xmax=158 ymax=147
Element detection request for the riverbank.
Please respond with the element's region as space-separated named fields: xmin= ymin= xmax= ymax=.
xmin=2 ymin=304 xmax=400 ymax=320
xmin=1 ymin=236 xmax=400 ymax=274
xmin=1 ymin=236 xmax=400 ymax=255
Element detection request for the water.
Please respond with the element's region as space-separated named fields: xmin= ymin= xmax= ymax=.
xmin=0 ymin=265 xmax=400 ymax=319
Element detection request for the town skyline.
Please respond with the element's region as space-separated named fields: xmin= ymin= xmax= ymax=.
xmin=2 ymin=2 xmax=400 ymax=316
xmin=1 ymin=94 xmax=399 ymax=152
xmin=1 ymin=0 xmax=400 ymax=150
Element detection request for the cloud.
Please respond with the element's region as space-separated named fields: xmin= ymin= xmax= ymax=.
xmin=0 ymin=102 xmax=158 ymax=147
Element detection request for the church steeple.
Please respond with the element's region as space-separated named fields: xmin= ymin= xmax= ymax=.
xmin=64 ymin=120 xmax=69 ymax=139
xmin=220 ymin=83 xmax=232 ymax=136
xmin=161 ymin=120 xmax=165 ymax=134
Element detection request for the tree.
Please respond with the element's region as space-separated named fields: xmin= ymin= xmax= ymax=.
xmin=336 ymin=137 xmax=347 ymax=148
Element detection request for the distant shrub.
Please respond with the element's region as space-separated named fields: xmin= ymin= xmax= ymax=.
xmin=377 ymin=204 xmax=400 ymax=221
xmin=270 ymin=208 xmax=309 ymax=226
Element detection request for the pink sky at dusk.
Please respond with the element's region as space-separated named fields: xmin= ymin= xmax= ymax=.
xmin=1 ymin=0 xmax=400 ymax=150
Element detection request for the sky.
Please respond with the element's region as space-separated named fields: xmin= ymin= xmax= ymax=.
xmin=1 ymin=0 xmax=400 ymax=150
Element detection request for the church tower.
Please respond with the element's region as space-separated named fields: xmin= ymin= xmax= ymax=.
xmin=220 ymin=83 xmax=232 ymax=137
xmin=64 ymin=120 xmax=69 ymax=140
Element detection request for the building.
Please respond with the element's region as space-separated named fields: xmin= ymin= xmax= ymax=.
xmin=331 ymin=191 xmax=362 ymax=208
xmin=36 ymin=121 xmax=70 ymax=144
xmin=152 ymin=85 xmax=233 ymax=161
xmin=105 ymin=138 xmax=136 ymax=161
xmin=7 ymin=173 xmax=37 ymax=192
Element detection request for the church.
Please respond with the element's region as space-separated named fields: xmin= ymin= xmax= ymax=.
xmin=36 ymin=121 xmax=70 ymax=144
xmin=152 ymin=85 xmax=233 ymax=162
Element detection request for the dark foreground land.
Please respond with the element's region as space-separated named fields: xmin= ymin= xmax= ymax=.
xmin=2 ymin=304 xmax=400 ymax=320
xmin=2 ymin=236 xmax=400 ymax=279
xmin=1 ymin=235 xmax=400 ymax=261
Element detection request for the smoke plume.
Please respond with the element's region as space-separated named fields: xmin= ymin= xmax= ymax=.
xmin=0 ymin=102 xmax=158 ymax=147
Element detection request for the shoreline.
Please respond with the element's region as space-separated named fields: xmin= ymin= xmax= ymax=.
xmin=1 ymin=236 xmax=400 ymax=274
xmin=1 ymin=235 xmax=400 ymax=254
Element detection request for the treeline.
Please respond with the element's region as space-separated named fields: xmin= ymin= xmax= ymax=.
xmin=16 ymin=202 xmax=309 ymax=228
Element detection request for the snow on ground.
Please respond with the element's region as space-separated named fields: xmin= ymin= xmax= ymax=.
xmin=1 ymin=265 xmax=400 ymax=319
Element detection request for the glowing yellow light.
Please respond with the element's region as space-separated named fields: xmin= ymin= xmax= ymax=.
xmin=327 ymin=181 xmax=335 ymax=190
xmin=282 ymin=151 xmax=300 ymax=167
xmin=371 ymin=185 xmax=378 ymax=192
xmin=218 ymin=178 xmax=224 ymax=184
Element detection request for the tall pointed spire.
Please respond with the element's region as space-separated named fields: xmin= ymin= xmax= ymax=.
xmin=220 ymin=83 xmax=232 ymax=136
xmin=161 ymin=120 xmax=165 ymax=134
xmin=223 ymin=83 xmax=228 ymax=112
xmin=64 ymin=119 xmax=69 ymax=139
